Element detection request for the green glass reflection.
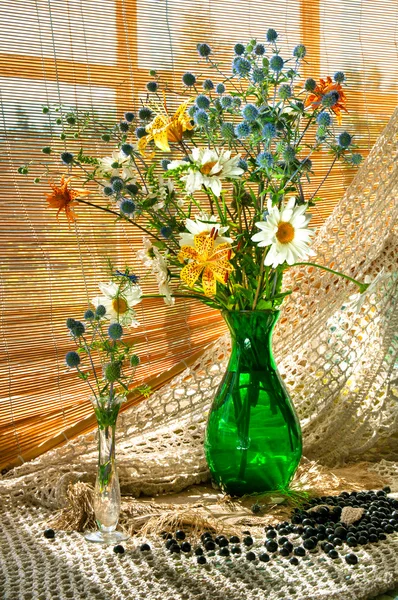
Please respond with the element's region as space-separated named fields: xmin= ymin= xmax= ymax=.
xmin=204 ymin=311 xmax=302 ymax=496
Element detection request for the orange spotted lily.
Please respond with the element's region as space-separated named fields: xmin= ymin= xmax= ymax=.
xmin=305 ymin=76 xmax=347 ymax=125
xmin=178 ymin=229 xmax=233 ymax=297
xmin=137 ymin=95 xmax=193 ymax=156
xmin=46 ymin=175 xmax=90 ymax=223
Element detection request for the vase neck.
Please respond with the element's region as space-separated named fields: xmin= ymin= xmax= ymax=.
xmin=98 ymin=423 xmax=117 ymax=466
xmin=222 ymin=310 xmax=279 ymax=371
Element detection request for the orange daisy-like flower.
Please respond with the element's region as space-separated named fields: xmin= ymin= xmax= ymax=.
xmin=178 ymin=229 xmax=234 ymax=297
xmin=305 ymin=76 xmax=347 ymax=125
xmin=46 ymin=176 xmax=90 ymax=223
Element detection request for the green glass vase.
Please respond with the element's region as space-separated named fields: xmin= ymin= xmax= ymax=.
xmin=204 ymin=310 xmax=302 ymax=496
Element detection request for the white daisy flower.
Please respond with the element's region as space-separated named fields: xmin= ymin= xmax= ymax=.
xmin=91 ymin=281 xmax=142 ymax=327
xmin=169 ymin=148 xmax=243 ymax=197
xmin=179 ymin=212 xmax=232 ymax=248
xmin=137 ymin=238 xmax=175 ymax=306
xmin=345 ymin=269 xmax=391 ymax=313
xmin=252 ymin=197 xmax=315 ymax=268
xmin=97 ymin=149 xmax=136 ymax=181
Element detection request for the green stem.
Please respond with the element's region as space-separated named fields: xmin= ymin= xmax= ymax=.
xmin=289 ymin=262 xmax=367 ymax=292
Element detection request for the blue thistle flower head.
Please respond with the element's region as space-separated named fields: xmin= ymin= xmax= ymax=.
xmin=65 ymin=351 xmax=80 ymax=368
xmin=182 ymin=72 xmax=196 ymax=87
xmin=238 ymin=158 xmax=248 ymax=172
xmin=61 ymin=152 xmax=74 ymax=165
xmin=220 ymin=122 xmax=235 ymax=139
xmin=71 ymin=321 xmax=85 ymax=337
xmin=283 ymin=145 xmax=296 ymax=163
xmin=125 ymin=183 xmax=138 ymax=195
xmin=278 ymin=84 xmax=292 ymax=100
xmin=252 ymin=68 xmax=266 ymax=83
xmin=119 ymin=121 xmax=129 ymax=132
xmin=322 ymin=91 xmax=339 ymax=107
xmin=293 ymin=44 xmax=306 ymax=59
xmin=160 ymin=226 xmax=172 ymax=238
xmin=194 ymin=109 xmax=209 ymax=127
xmin=121 ymin=143 xmax=133 ymax=156
xmin=269 ymin=55 xmax=284 ymax=72
xmin=84 ymin=309 xmax=95 ymax=321
xmin=254 ymin=43 xmax=265 ymax=56
xmin=197 ymin=43 xmax=212 ymax=57
xmin=316 ymin=111 xmax=331 ymax=127
xmin=256 ymin=152 xmax=274 ymax=168
xmin=124 ymin=111 xmax=135 ymax=122
xmin=216 ymin=83 xmax=226 ymax=94
xmin=195 ymin=94 xmax=210 ymax=109
xmin=338 ymin=131 xmax=352 ymax=148
xmin=111 ymin=178 xmax=124 ymax=193
xmin=161 ymin=159 xmax=171 ymax=171
xmin=66 ymin=318 xmax=76 ymax=329
xmin=350 ymin=153 xmax=363 ymax=165
xmin=304 ymin=78 xmax=317 ymax=92
xmin=146 ymin=81 xmax=158 ymax=92
xmin=262 ymin=123 xmax=276 ymax=139
xmin=234 ymin=57 xmax=251 ymax=77
xmin=95 ymin=305 xmax=106 ymax=318
xmin=234 ymin=43 xmax=245 ymax=56
xmin=108 ymin=322 xmax=123 ymax=340
xmin=220 ymin=95 xmax=233 ymax=109
xmin=242 ymin=103 xmax=259 ymax=122
xmin=188 ymin=105 xmax=198 ymax=117
xmin=138 ymin=106 xmax=153 ymax=121
xmin=103 ymin=186 xmax=114 ymax=197
xmin=232 ymin=97 xmax=242 ymax=108
xmin=266 ymin=28 xmax=278 ymax=42
xmin=203 ymin=79 xmax=214 ymax=91
xmin=120 ymin=199 xmax=136 ymax=214
xmin=334 ymin=71 xmax=345 ymax=83
xmin=135 ymin=127 xmax=147 ymax=139
xmin=235 ymin=121 xmax=251 ymax=139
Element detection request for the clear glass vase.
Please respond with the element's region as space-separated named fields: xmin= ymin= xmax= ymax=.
xmin=204 ymin=310 xmax=302 ymax=496
xmin=84 ymin=394 xmax=128 ymax=544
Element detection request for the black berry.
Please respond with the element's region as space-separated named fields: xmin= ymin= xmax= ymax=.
xmin=290 ymin=557 xmax=299 ymax=565
xmin=204 ymin=540 xmax=216 ymax=551
xmin=195 ymin=547 xmax=203 ymax=555
xmin=197 ymin=555 xmax=207 ymax=564
xmin=243 ymin=536 xmax=254 ymax=546
xmin=231 ymin=545 xmax=242 ymax=555
xmin=259 ymin=552 xmax=270 ymax=562
xmin=328 ymin=549 xmax=339 ymax=559
xmin=44 ymin=529 xmax=55 ymax=539
xmin=265 ymin=540 xmax=278 ymax=553
xmin=140 ymin=543 xmax=151 ymax=552
xmin=294 ymin=547 xmax=306 ymax=556
xmin=219 ymin=547 xmax=230 ymax=557
xmin=181 ymin=542 xmax=191 ymax=553
xmin=246 ymin=551 xmax=256 ymax=561
xmin=170 ymin=544 xmax=181 ymax=553
xmin=345 ymin=553 xmax=358 ymax=565
xmin=175 ymin=530 xmax=186 ymax=540
xmin=113 ymin=545 xmax=125 ymax=554
xmin=229 ymin=536 xmax=240 ymax=543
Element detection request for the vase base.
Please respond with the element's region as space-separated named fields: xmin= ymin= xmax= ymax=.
xmin=84 ymin=530 xmax=129 ymax=544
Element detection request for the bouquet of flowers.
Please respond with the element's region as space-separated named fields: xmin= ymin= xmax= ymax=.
xmin=22 ymin=29 xmax=372 ymax=496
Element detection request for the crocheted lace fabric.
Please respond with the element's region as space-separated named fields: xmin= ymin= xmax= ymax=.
xmin=0 ymin=110 xmax=397 ymax=599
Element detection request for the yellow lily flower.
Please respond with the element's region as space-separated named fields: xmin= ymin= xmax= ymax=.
xmin=178 ymin=230 xmax=234 ymax=297
xmin=138 ymin=96 xmax=194 ymax=156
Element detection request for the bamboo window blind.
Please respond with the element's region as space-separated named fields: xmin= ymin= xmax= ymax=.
xmin=0 ymin=0 xmax=397 ymax=471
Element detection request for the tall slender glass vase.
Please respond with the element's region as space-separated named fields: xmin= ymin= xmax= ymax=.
xmin=84 ymin=394 xmax=128 ymax=543
xmin=204 ymin=310 xmax=302 ymax=496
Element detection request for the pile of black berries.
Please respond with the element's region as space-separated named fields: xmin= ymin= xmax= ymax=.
xmin=159 ymin=487 xmax=397 ymax=568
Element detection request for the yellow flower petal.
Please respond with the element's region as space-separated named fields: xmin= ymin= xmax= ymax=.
xmin=202 ymin=266 xmax=217 ymax=296
xmin=180 ymin=262 xmax=204 ymax=288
